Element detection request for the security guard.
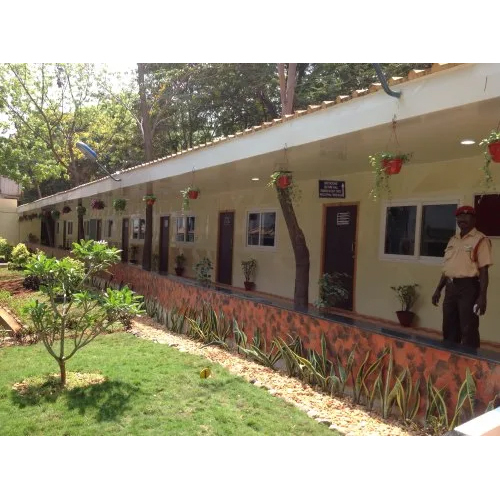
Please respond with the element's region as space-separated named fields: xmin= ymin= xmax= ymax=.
xmin=432 ymin=206 xmax=493 ymax=348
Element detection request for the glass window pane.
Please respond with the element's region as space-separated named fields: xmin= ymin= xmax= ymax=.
xmin=384 ymin=206 xmax=417 ymax=255
xmin=420 ymin=204 xmax=457 ymax=257
xmin=186 ymin=217 xmax=195 ymax=242
xmin=261 ymin=212 xmax=276 ymax=247
xmin=176 ymin=217 xmax=185 ymax=242
xmin=139 ymin=219 xmax=146 ymax=239
xmin=132 ymin=219 xmax=139 ymax=239
xmin=247 ymin=213 xmax=261 ymax=246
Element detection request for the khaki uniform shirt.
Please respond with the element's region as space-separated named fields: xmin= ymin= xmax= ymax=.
xmin=442 ymin=228 xmax=493 ymax=278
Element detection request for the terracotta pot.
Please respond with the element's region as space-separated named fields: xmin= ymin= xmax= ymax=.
xmin=146 ymin=199 xmax=155 ymax=206
xmin=396 ymin=310 xmax=415 ymax=327
xmin=276 ymin=175 xmax=291 ymax=189
xmin=382 ymin=158 xmax=403 ymax=175
xmin=175 ymin=267 xmax=184 ymax=276
xmin=488 ymin=141 xmax=500 ymax=162
xmin=188 ymin=190 xmax=199 ymax=200
xmin=244 ymin=281 xmax=255 ymax=291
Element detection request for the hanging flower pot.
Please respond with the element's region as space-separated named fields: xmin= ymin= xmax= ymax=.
xmin=113 ymin=198 xmax=127 ymax=212
xmin=270 ymin=170 xmax=292 ymax=189
xmin=77 ymin=206 xmax=87 ymax=217
xmin=90 ymin=199 xmax=105 ymax=210
xmin=62 ymin=206 xmax=72 ymax=214
xmin=479 ymin=131 xmax=500 ymax=189
xmin=488 ymin=141 xmax=500 ymax=163
xmin=382 ymin=158 xmax=404 ymax=175
xmin=51 ymin=210 xmax=60 ymax=220
xmin=180 ymin=187 xmax=200 ymax=210
xmin=142 ymin=195 xmax=157 ymax=206
xmin=369 ymin=152 xmax=412 ymax=201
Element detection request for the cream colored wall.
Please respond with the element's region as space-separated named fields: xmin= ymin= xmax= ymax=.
xmin=0 ymin=198 xmax=19 ymax=245
xmin=58 ymin=153 xmax=500 ymax=343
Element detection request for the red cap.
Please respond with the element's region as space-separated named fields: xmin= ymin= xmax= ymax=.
xmin=455 ymin=206 xmax=476 ymax=216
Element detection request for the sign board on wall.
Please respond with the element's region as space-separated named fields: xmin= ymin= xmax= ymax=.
xmin=318 ymin=180 xmax=345 ymax=198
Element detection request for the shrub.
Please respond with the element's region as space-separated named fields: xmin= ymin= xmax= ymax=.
xmin=23 ymin=239 xmax=144 ymax=386
xmin=0 ymin=237 xmax=13 ymax=262
xmin=8 ymin=243 xmax=31 ymax=270
xmin=315 ymin=273 xmax=349 ymax=310
xmin=23 ymin=275 xmax=41 ymax=291
xmin=194 ymin=257 xmax=213 ymax=285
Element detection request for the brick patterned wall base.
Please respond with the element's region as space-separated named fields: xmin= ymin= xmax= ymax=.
xmin=30 ymin=246 xmax=500 ymax=419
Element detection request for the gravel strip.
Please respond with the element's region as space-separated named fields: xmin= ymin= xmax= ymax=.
xmin=131 ymin=316 xmax=420 ymax=436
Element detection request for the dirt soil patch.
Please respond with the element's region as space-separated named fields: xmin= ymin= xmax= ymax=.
xmin=131 ymin=316 xmax=421 ymax=436
xmin=0 ymin=279 xmax=26 ymax=295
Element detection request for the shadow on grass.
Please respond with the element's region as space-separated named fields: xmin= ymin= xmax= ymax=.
xmin=11 ymin=377 xmax=140 ymax=422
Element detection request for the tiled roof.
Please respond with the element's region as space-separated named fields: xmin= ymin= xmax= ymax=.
xmin=22 ymin=63 xmax=462 ymax=206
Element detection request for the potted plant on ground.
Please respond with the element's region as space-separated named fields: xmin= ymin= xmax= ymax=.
xmin=390 ymin=283 xmax=419 ymax=327
xmin=142 ymin=194 xmax=157 ymax=206
xmin=113 ymin=198 xmax=127 ymax=212
xmin=479 ymin=130 xmax=500 ymax=189
xmin=175 ymin=253 xmax=186 ymax=276
xmin=241 ymin=258 xmax=257 ymax=291
xmin=194 ymin=257 xmax=213 ymax=286
xmin=62 ymin=206 xmax=72 ymax=214
xmin=314 ymin=272 xmax=349 ymax=310
xmin=180 ymin=187 xmax=200 ymax=211
xmin=369 ymin=152 xmax=412 ymax=200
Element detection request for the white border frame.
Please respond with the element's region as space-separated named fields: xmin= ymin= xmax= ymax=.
xmin=244 ymin=208 xmax=278 ymax=252
xmin=379 ymin=196 xmax=461 ymax=265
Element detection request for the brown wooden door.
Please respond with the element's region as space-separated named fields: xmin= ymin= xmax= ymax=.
xmin=63 ymin=221 xmax=67 ymax=249
xmin=159 ymin=216 xmax=170 ymax=274
xmin=121 ymin=218 xmax=129 ymax=262
xmin=96 ymin=219 xmax=102 ymax=241
xmin=323 ymin=205 xmax=358 ymax=311
xmin=217 ymin=211 xmax=235 ymax=285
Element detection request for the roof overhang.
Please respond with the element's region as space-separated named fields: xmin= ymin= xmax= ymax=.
xmin=18 ymin=63 xmax=500 ymax=212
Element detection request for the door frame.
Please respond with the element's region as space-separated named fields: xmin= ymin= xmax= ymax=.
xmin=320 ymin=202 xmax=360 ymax=312
xmin=216 ymin=210 xmax=235 ymax=285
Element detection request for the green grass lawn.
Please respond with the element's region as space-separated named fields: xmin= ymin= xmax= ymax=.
xmin=0 ymin=333 xmax=341 ymax=436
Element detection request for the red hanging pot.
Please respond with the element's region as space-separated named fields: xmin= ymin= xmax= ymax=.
xmin=276 ymin=174 xmax=291 ymax=189
xmin=382 ymin=158 xmax=403 ymax=175
xmin=488 ymin=141 xmax=500 ymax=162
xmin=146 ymin=199 xmax=155 ymax=206
xmin=188 ymin=190 xmax=199 ymax=200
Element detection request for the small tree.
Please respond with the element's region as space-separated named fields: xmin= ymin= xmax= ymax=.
xmin=23 ymin=240 xmax=144 ymax=386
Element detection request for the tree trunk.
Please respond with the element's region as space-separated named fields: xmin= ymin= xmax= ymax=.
xmin=77 ymin=199 xmax=84 ymax=241
xmin=276 ymin=189 xmax=310 ymax=309
xmin=137 ymin=63 xmax=154 ymax=162
xmin=275 ymin=63 xmax=309 ymax=309
xmin=58 ymin=359 xmax=66 ymax=386
xmin=142 ymin=189 xmax=153 ymax=271
xmin=137 ymin=63 xmax=154 ymax=271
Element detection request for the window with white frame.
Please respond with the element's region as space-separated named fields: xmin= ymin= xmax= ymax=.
xmin=67 ymin=221 xmax=73 ymax=236
xmin=382 ymin=201 xmax=458 ymax=261
xmin=132 ymin=218 xmax=146 ymax=240
xmin=105 ymin=219 xmax=113 ymax=238
xmin=84 ymin=220 xmax=89 ymax=237
xmin=176 ymin=216 xmax=195 ymax=242
xmin=247 ymin=211 xmax=276 ymax=248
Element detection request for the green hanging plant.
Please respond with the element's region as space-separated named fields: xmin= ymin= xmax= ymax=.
xmin=77 ymin=206 xmax=87 ymax=217
xmin=478 ymin=130 xmax=500 ymax=190
xmin=268 ymin=170 xmax=301 ymax=204
xmin=113 ymin=198 xmax=127 ymax=212
xmin=180 ymin=187 xmax=200 ymax=211
xmin=142 ymin=194 xmax=157 ymax=206
xmin=369 ymin=152 xmax=412 ymax=201
xmin=51 ymin=210 xmax=60 ymax=220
